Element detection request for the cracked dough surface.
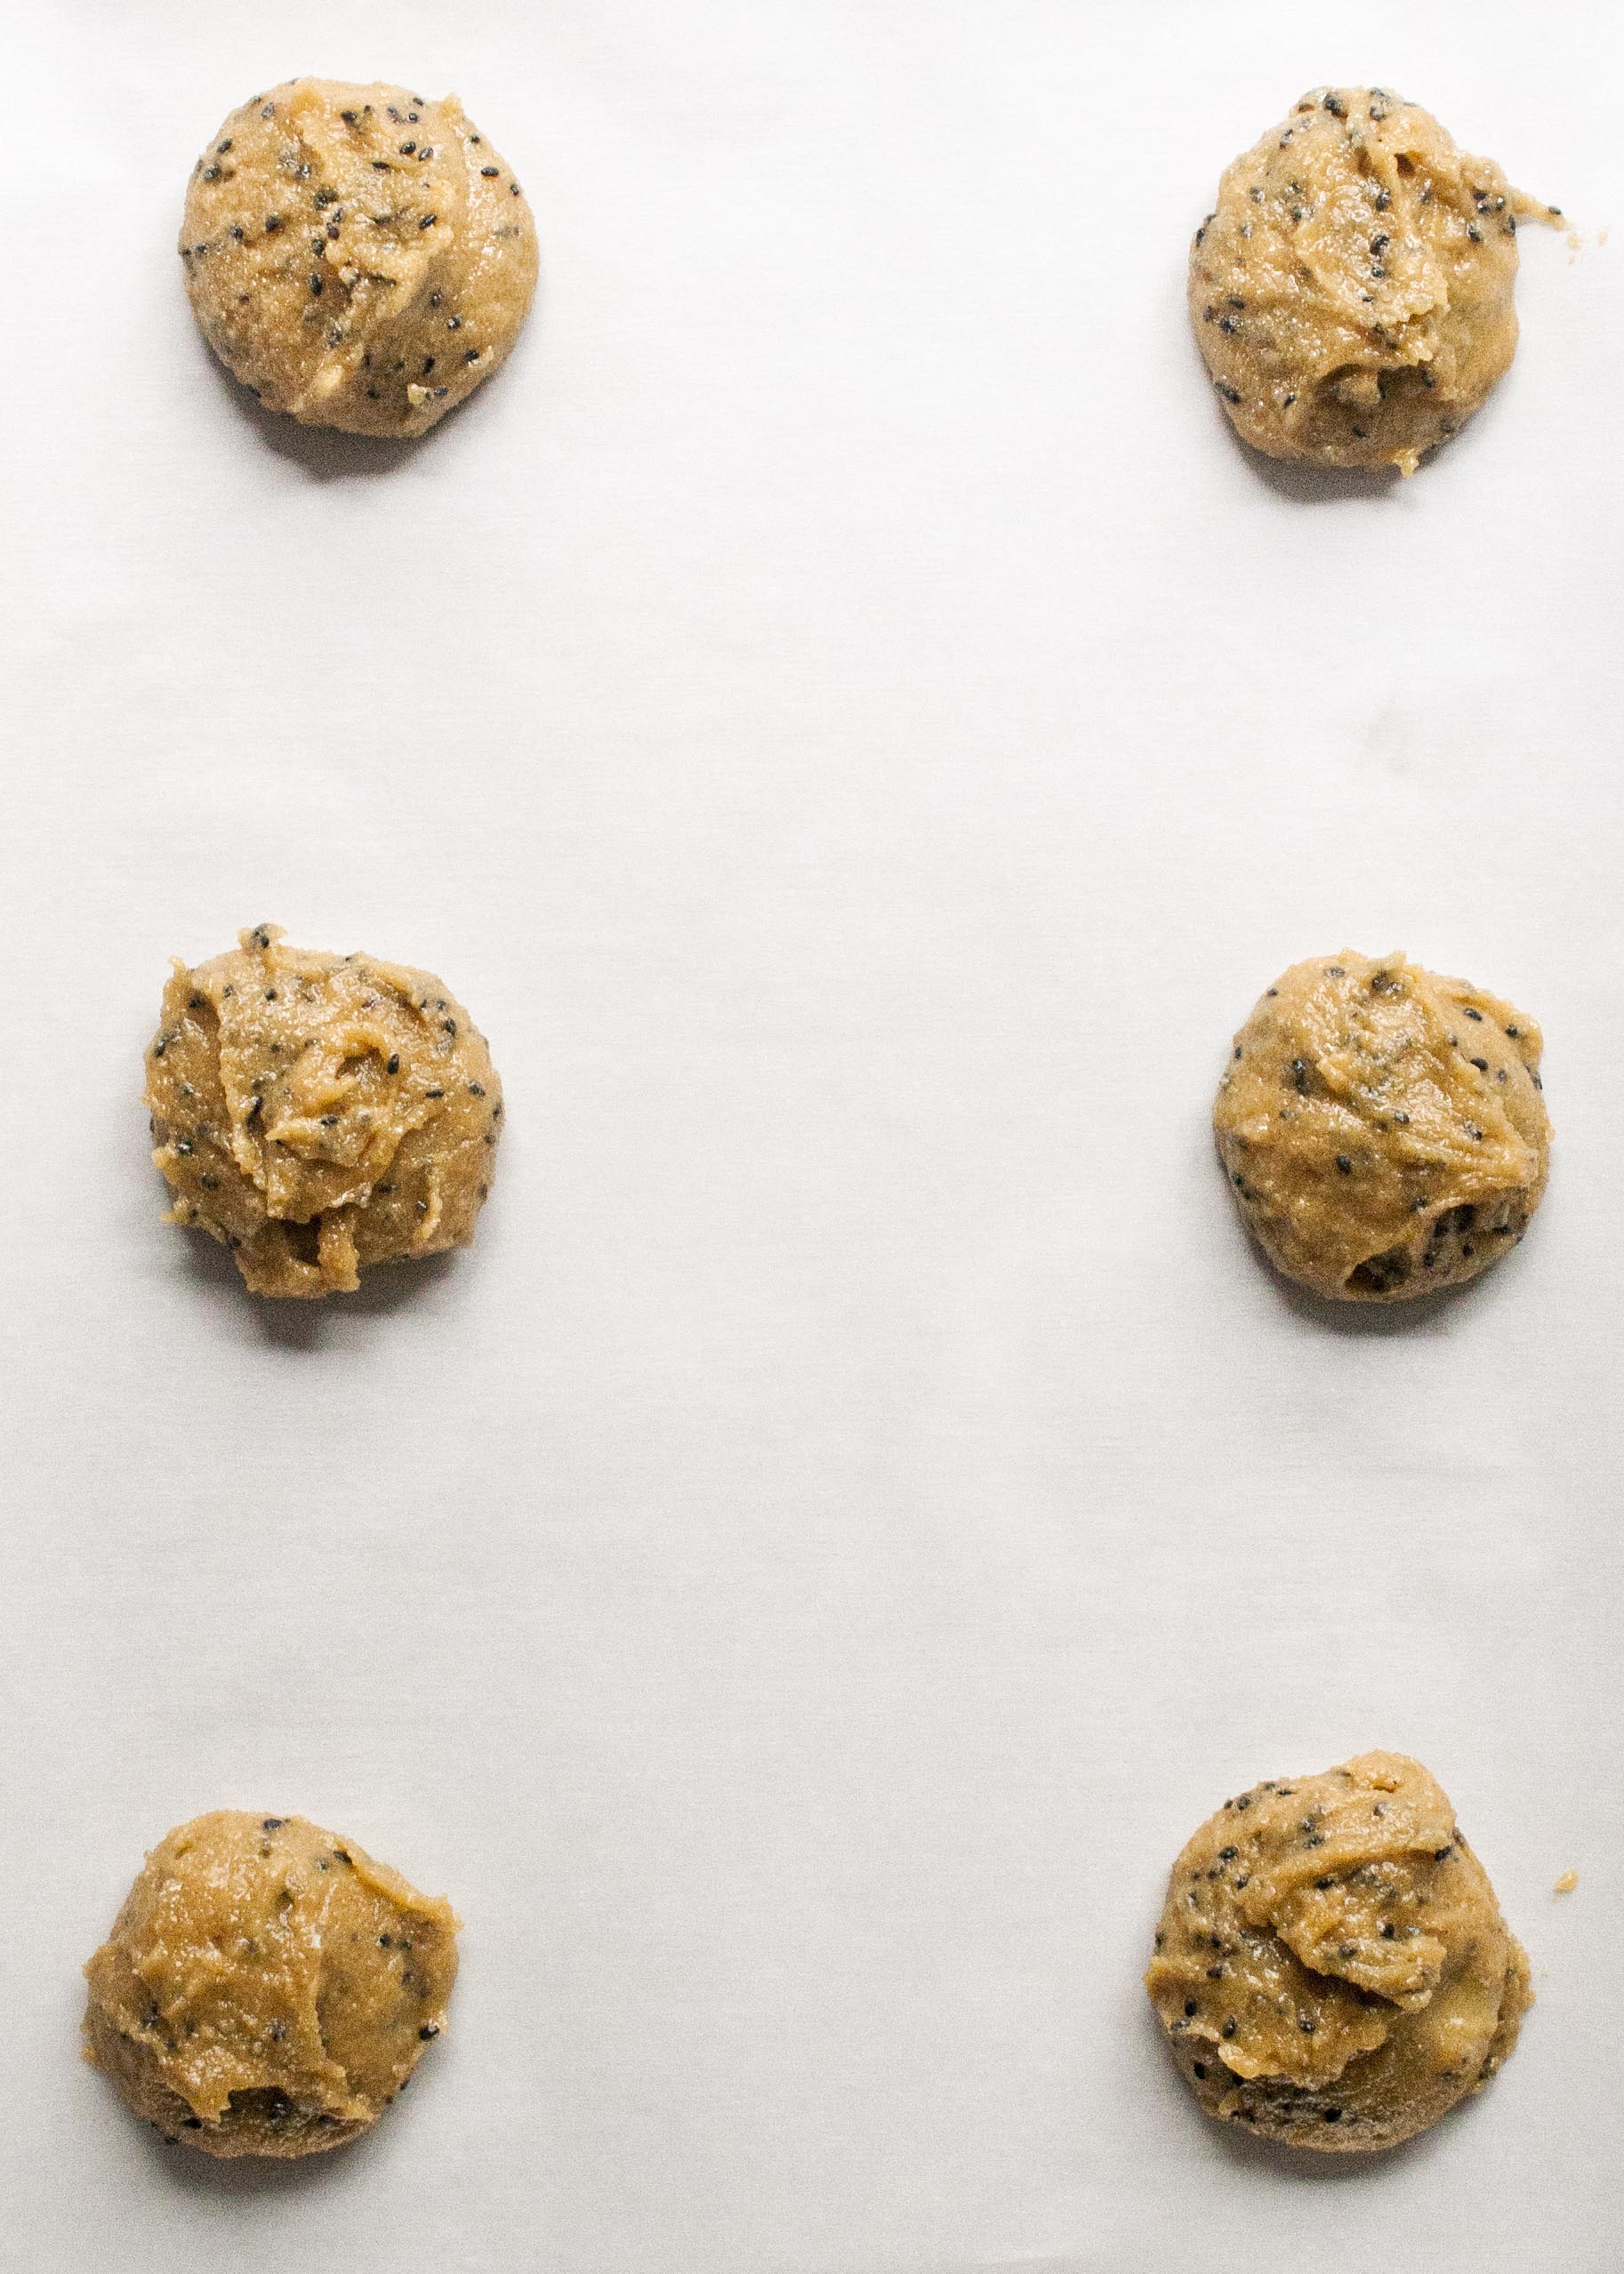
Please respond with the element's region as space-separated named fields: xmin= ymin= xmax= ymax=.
xmin=145 ymin=924 xmax=502 ymax=1298
xmin=1146 ymin=1753 xmax=1530 ymax=2153
xmin=181 ymin=77 xmax=538 ymax=436
xmin=1191 ymin=86 xmax=1556 ymax=473
xmin=83 ymin=1812 xmax=458 ymax=2158
xmin=1214 ymin=950 xmax=1549 ymax=1302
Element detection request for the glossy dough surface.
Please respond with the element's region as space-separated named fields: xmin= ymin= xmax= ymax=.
xmin=146 ymin=924 xmax=502 ymax=1298
xmin=1214 ymin=950 xmax=1549 ymax=1302
xmin=181 ymin=77 xmax=538 ymax=435
xmin=83 ymin=1812 xmax=458 ymax=2157
xmin=1191 ymin=87 xmax=1553 ymax=472
xmin=1146 ymin=1753 xmax=1530 ymax=2152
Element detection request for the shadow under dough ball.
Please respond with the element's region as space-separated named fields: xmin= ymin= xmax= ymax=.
xmin=146 ymin=924 xmax=503 ymax=1298
xmin=181 ymin=77 xmax=538 ymax=435
xmin=1214 ymin=951 xmax=1549 ymax=1303
xmin=1146 ymin=1752 xmax=1530 ymax=2153
xmin=84 ymin=1812 xmax=458 ymax=2157
xmin=1191 ymin=87 xmax=1560 ymax=472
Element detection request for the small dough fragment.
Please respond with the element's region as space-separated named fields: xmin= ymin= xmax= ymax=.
xmin=146 ymin=924 xmax=503 ymax=1298
xmin=1214 ymin=950 xmax=1549 ymax=1303
xmin=84 ymin=1812 xmax=458 ymax=2157
xmin=1191 ymin=87 xmax=1557 ymax=472
xmin=181 ymin=77 xmax=538 ymax=436
xmin=1146 ymin=1752 xmax=1530 ymax=2152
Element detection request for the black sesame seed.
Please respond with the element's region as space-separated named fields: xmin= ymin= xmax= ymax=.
xmin=481 ymin=165 xmax=501 ymax=177
xmin=420 ymin=213 xmax=438 ymax=229
xmin=1193 ymin=2061 xmax=1208 ymax=2079
xmin=1467 ymin=222 xmax=1483 ymax=242
xmin=1335 ymin=1153 xmax=1353 ymax=1175
xmin=310 ymin=273 xmax=324 ymax=295
xmin=419 ymin=2021 xmax=440 ymax=2040
xmin=463 ymin=347 xmax=480 ymax=363
xmin=1323 ymin=92 xmax=1346 ymax=117
xmin=1323 ymin=2108 xmax=1342 ymax=2124
xmin=469 ymin=1081 xmax=485 ymax=1096
xmin=387 ymin=1054 xmax=400 ymax=1075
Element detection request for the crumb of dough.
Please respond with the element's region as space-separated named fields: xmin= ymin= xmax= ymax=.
xmin=1552 ymin=1869 xmax=1579 ymax=1894
xmin=1213 ymin=950 xmax=1550 ymax=1303
xmin=1190 ymin=87 xmax=1557 ymax=473
xmin=1146 ymin=1752 xmax=1530 ymax=2153
xmin=180 ymin=78 xmax=538 ymax=435
xmin=83 ymin=1812 xmax=458 ymax=2157
xmin=145 ymin=924 xmax=502 ymax=1298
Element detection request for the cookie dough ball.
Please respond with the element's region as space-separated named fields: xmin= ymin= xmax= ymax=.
xmin=1191 ymin=88 xmax=1557 ymax=472
xmin=180 ymin=78 xmax=538 ymax=436
xmin=145 ymin=924 xmax=503 ymax=1298
xmin=1146 ymin=1752 xmax=1530 ymax=2152
xmin=84 ymin=1812 xmax=458 ymax=2157
xmin=1214 ymin=951 xmax=1549 ymax=1302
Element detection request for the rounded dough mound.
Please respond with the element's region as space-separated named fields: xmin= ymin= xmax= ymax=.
xmin=1191 ymin=87 xmax=1556 ymax=473
xmin=145 ymin=924 xmax=503 ymax=1298
xmin=1146 ymin=1752 xmax=1530 ymax=2153
xmin=1214 ymin=950 xmax=1549 ymax=1303
xmin=181 ymin=78 xmax=538 ymax=436
xmin=84 ymin=1812 xmax=458 ymax=2158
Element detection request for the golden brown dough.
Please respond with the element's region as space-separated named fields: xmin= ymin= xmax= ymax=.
xmin=145 ymin=924 xmax=502 ymax=1298
xmin=1214 ymin=950 xmax=1549 ymax=1302
xmin=1191 ymin=87 xmax=1558 ymax=472
xmin=1146 ymin=1753 xmax=1530 ymax=2152
xmin=84 ymin=1812 xmax=459 ymax=2157
xmin=181 ymin=77 xmax=538 ymax=436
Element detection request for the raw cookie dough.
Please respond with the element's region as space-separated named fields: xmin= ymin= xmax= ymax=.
xmin=146 ymin=924 xmax=503 ymax=1298
xmin=1191 ymin=87 xmax=1558 ymax=472
xmin=84 ymin=1812 xmax=459 ymax=2157
xmin=1214 ymin=950 xmax=1549 ymax=1302
xmin=1146 ymin=1752 xmax=1530 ymax=2152
xmin=181 ymin=77 xmax=538 ymax=436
